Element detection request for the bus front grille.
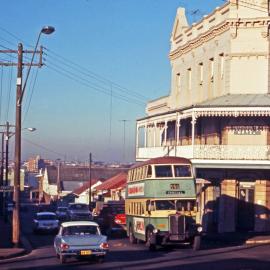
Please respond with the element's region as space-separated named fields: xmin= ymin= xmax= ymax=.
xmin=169 ymin=214 xmax=186 ymax=241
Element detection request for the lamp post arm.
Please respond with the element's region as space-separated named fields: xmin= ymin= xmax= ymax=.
xmin=17 ymin=31 xmax=42 ymax=106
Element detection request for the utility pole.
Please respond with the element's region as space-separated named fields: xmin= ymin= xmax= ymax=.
xmin=0 ymin=133 xmax=4 ymax=216
xmin=5 ymin=121 xmax=9 ymax=186
xmin=13 ymin=43 xmax=23 ymax=247
xmin=119 ymin=120 xmax=129 ymax=162
xmin=88 ymin=153 xmax=92 ymax=209
xmin=0 ymin=133 xmax=3 ymax=185
xmin=0 ymin=26 xmax=55 ymax=247
xmin=57 ymin=160 xmax=61 ymax=199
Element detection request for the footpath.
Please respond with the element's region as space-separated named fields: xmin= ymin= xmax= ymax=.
xmin=203 ymin=231 xmax=270 ymax=249
xmin=0 ymin=217 xmax=32 ymax=260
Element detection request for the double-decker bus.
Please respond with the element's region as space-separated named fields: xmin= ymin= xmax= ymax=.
xmin=125 ymin=156 xmax=202 ymax=250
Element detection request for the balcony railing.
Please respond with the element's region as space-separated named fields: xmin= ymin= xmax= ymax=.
xmin=136 ymin=145 xmax=270 ymax=160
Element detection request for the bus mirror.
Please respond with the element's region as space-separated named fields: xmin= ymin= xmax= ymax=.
xmin=146 ymin=200 xmax=152 ymax=214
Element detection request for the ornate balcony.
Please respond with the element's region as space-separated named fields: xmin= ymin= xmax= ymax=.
xmin=136 ymin=145 xmax=270 ymax=161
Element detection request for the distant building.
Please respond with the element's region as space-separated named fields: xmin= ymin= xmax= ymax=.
xmin=136 ymin=1 xmax=270 ymax=233
xmin=72 ymin=179 xmax=104 ymax=204
xmin=95 ymin=172 xmax=127 ymax=202
xmin=25 ymin=155 xmax=45 ymax=172
xmin=41 ymin=165 xmax=128 ymax=203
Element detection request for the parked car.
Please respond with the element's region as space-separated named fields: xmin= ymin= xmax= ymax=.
xmin=56 ymin=206 xmax=68 ymax=221
xmin=97 ymin=203 xmax=125 ymax=235
xmin=67 ymin=203 xmax=92 ymax=221
xmin=114 ymin=213 xmax=126 ymax=225
xmin=33 ymin=212 xmax=59 ymax=233
xmin=54 ymin=221 xmax=109 ymax=264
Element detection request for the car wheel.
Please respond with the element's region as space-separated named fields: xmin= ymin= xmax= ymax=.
xmin=59 ymin=254 xmax=67 ymax=264
xmin=146 ymin=229 xmax=156 ymax=251
xmin=97 ymin=256 xmax=105 ymax=263
xmin=105 ymin=228 xmax=112 ymax=237
xmin=129 ymin=226 xmax=137 ymax=244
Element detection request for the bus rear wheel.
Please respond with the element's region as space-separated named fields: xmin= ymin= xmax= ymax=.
xmin=129 ymin=226 xmax=137 ymax=244
xmin=146 ymin=229 xmax=156 ymax=251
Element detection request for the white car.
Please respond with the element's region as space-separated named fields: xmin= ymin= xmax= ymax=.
xmin=54 ymin=221 xmax=109 ymax=264
xmin=33 ymin=212 xmax=59 ymax=233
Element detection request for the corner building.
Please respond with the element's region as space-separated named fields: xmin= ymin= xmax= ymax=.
xmin=136 ymin=0 xmax=270 ymax=233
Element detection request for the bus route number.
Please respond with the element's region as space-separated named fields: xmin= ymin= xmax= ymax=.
xmin=170 ymin=184 xmax=180 ymax=190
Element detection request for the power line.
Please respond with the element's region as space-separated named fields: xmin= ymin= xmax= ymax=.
xmin=45 ymin=62 xmax=146 ymax=107
xmin=23 ymin=68 xmax=39 ymax=123
xmin=22 ymin=137 xmax=66 ymax=158
xmin=0 ymin=28 xmax=149 ymax=106
xmin=221 ymin=0 xmax=269 ymax=13
xmin=0 ymin=26 xmax=31 ymax=47
xmin=44 ymin=47 xmax=150 ymax=101
xmin=43 ymin=51 xmax=149 ymax=105
xmin=119 ymin=119 xmax=130 ymax=162
xmin=6 ymin=62 xmax=14 ymax=121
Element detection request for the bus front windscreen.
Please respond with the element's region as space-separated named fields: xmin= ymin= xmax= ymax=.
xmin=176 ymin=200 xmax=195 ymax=211
xmin=155 ymin=200 xmax=175 ymax=210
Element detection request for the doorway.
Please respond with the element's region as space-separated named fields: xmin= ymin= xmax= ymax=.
xmin=237 ymin=182 xmax=255 ymax=231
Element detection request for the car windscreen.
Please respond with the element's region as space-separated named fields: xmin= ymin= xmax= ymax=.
xmin=69 ymin=204 xmax=88 ymax=210
xmin=63 ymin=225 xmax=99 ymax=236
xmin=155 ymin=200 xmax=175 ymax=210
xmin=57 ymin=208 xmax=67 ymax=212
xmin=36 ymin=214 xmax=57 ymax=220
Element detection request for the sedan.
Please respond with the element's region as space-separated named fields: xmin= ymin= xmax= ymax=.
xmin=54 ymin=221 xmax=109 ymax=264
xmin=33 ymin=212 xmax=59 ymax=233
xmin=55 ymin=206 xmax=68 ymax=221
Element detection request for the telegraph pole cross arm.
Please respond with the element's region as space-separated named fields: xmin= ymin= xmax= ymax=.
xmin=0 ymin=47 xmax=44 ymax=67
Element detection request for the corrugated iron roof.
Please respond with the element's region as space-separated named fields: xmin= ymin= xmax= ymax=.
xmin=138 ymin=94 xmax=270 ymax=121
xmin=95 ymin=172 xmax=127 ymax=191
xmin=196 ymin=94 xmax=270 ymax=107
xmin=72 ymin=179 xmax=101 ymax=195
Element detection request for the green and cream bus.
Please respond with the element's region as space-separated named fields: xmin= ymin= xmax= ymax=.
xmin=125 ymin=156 xmax=202 ymax=250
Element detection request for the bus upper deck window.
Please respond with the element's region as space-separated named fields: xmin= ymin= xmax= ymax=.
xmin=155 ymin=165 xmax=172 ymax=178
xmin=147 ymin=165 xmax=152 ymax=178
xmin=174 ymin=165 xmax=191 ymax=177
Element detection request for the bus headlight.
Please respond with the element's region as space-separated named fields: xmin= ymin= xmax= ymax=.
xmin=197 ymin=226 xmax=203 ymax=233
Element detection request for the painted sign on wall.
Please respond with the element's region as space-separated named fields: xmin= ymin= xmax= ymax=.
xmin=127 ymin=183 xmax=145 ymax=197
xmin=134 ymin=217 xmax=145 ymax=234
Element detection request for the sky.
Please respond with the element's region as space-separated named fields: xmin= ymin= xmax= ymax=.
xmin=0 ymin=0 xmax=226 ymax=163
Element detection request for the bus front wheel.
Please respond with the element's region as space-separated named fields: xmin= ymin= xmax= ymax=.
xmin=146 ymin=229 xmax=156 ymax=251
xmin=129 ymin=226 xmax=137 ymax=244
xmin=192 ymin=235 xmax=201 ymax=251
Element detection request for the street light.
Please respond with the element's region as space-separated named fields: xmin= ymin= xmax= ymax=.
xmin=0 ymin=124 xmax=36 ymax=222
xmin=19 ymin=26 xmax=55 ymax=106
xmin=13 ymin=26 xmax=54 ymax=247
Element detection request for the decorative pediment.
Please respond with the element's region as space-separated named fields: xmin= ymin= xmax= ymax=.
xmin=172 ymin=8 xmax=189 ymax=41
